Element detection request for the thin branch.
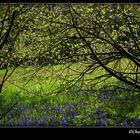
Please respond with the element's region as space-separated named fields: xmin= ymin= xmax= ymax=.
xmin=0 ymin=10 xmax=17 ymax=50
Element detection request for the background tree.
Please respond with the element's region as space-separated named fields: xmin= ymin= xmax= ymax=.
xmin=47 ymin=4 xmax=140 ymax=90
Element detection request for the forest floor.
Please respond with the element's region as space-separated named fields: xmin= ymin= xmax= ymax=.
xmin=0 ymin=63 xmax=140 ymax=127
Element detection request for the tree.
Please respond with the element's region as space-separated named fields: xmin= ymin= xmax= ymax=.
xmin=48 ymin=4 xmax=140 ymax=89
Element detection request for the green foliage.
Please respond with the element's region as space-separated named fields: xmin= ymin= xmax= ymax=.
xmin=1 ymin=4 xmax=140 ymax=127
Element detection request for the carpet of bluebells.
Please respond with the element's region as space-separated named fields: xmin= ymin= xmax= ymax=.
xmin=0 ymin=87 xmax=140 ymax=128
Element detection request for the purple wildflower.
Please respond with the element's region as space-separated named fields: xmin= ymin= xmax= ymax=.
xmin=34 ymin=116 xmax=40 ymax=121
xmin=101 ymin=119 xmax=108 ymax=126
xmin=123 ymin=119 xmax=128 ymax=126
xmin=38 ymin=120 xmax=43 ymax=125
xmin=8 ymin=120 xmax=12 ymax=126
xmin=59 ymin=120 xmax=68 ymax=125
xmin=24 ymin=114 xmax=28 ymax=119
xmin=95 ymin=119 xmax=100 ymax=126
xmin=47 ymin=101 xmax=51 ymax=105
xmin=120 ymin=119 xmax=128 ymax=127
xmin=68 ymin=105 xmax=75 ymax=109
xmin=104 ymin=116 xmax=108 ymax=122
xmin=96 ymin=108 xmax=104 ymax=117
xmin=114 ymin=117 xmax=119 ymax=125
xmin=20 ymin=105 xmax=24 ymax=112
xmin=17 ymin=120 xmax=23 ymax=126
xmin=8 ymin=111 xmax=11 ymax=119
xmin=44 ymin=120 xmax=48 ymax=125
xmin=51 ymin=106 xmax=61 ymax=112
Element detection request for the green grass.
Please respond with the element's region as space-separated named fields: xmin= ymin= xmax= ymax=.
xmin=0 ymin=62 xmax=140 ymax=127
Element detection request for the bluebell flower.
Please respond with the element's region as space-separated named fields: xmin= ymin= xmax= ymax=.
xmin=24 ymin=114 xmax=28 ymax=119
xmin=95 ymin=119 xmax=100 ymax=126
xmin=17 ymin=120 xmax=23 ymax=126
xmin=34 ymin=116 xmax=40 ymax=121
xmin=120 ymin=119 xmax=128 ymax=127
xmin=123 ymin=119 xmax=128 ymax=126
xmin=12 ymin=114 xmax=15 ymax=119
xmin=51 ymin=107 xmax=57 ymax=110
xmin=23 ymin=122 xmax=28 ymax=126
xmin=51 ymin=106 xmax=61 ymax=112
xmin=101 ymin=119 xmax=108 ymax=126
xmin=56 ymin=107 xmax=61 ymax=113
xmin=114 ymin=117 xmax=118 ymax=125
xmin=66 ymin=110 xmax=76 ymax=117
xmin=29 ymin=120 xmax=34 ymax=126
xmin=59 ymin=120 xmax=68 ymax=125
xmin=68 ymin=105 xmax=75 ymax=109
xmin=44 ymin=120 xmax=48 ymax=125
xmin=8 ymin=120 xmax=12 ymax=126
xmin=96 ymin=108 xmax=101 ymax=114
xmin=103 ymin=116 xmax=108 ymax=122
xmin=47 ymin=101 xmax=51 ymax=105
xmin=8 ymin=111 xmax=11 ymax=119
xmin=38 ymin=120 xmax=43 ymax=125
xmin=20 ymin=105 xmax=24 ymax=112
xmin=96 ymin=108 xmax=104 ymax=117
